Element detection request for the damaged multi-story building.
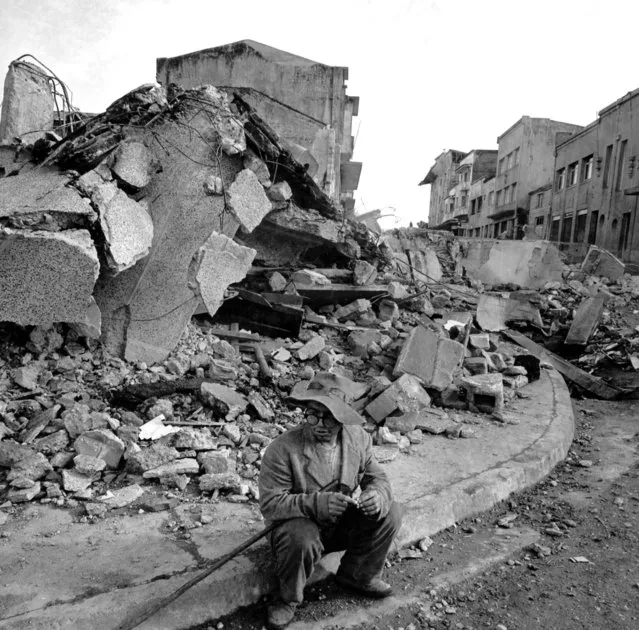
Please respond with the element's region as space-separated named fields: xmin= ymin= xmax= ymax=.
xmin=156 ymin=39 xmax=362 ymax=213
xmin=0 ymin=47 xmax=375 ymax=365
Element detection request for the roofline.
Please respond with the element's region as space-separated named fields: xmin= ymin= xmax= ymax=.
xmin=598 ymin=87 xmax=639 ymax=117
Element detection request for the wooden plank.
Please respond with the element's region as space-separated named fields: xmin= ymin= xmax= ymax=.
xmin=504 ymin=330 xmax=624 ymax=400
xmin=296 ymin=284 xmax=388 ymax=306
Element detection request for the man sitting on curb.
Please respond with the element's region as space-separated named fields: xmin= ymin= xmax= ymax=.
xmin=258 ymin=372 xmax=403 ymax=629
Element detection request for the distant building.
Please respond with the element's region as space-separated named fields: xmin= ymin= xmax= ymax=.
xmin=551 ymin=88 xmax=639 ymax=263
xmin=419 ymin=149 xmax=466 ymax=228
xmin=156 ymin=40 xmax=361 ymax=209
xmin=491 ymin=117 xmax=583 ymax=238
xmin=527 ymin=183 xmax=552 ymax=238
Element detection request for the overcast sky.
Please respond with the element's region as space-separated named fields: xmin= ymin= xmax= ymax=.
xmin=2 ymin=0 xmax=638 ymax=229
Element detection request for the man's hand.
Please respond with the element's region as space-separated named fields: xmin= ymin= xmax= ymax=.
xmin=358 ymin=489 xmax=381 ymax=517
xmin=327 ymin=492 xmax=358 ymax=520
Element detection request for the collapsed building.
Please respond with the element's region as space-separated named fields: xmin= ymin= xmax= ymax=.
xmin=1 ymin=51 xmax=639 ymax=518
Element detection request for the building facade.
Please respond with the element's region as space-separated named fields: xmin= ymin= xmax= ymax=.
xmin=419 ymin=149 xmax=466 ymax=228
xmin=156 ymin=40 xmax=361 ymax=209
xmin=551 ymin=88 xmax=639 ymax=263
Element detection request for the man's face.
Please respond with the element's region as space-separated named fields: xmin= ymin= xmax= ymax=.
xmin=305 ymin=402 xmax=342 ymax=443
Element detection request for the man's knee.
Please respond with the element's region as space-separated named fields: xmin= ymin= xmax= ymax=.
xmin=272 ymin=518 xmax=323 ymax=556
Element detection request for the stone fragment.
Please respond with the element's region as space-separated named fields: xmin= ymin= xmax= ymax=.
xmin=198 ymin=451 xmax=232 ymax=474
xmin=377 ymin=299 xmax=400 ymax=322
xmin=222 ymin=423 xmax=242 ymax=444
xmin=6 ymin=450 xmax=51 ymax=482
xmin=503 ymin=374 xmax=529 ymax=389
xmin=406 ymin=429 xmax=423 ymax=444
xmin=226 ymin=169 xmax=272 ymax=233
xmin=196 ymin=232 xmax=257 ymax=317
xmin=384 ymin=413 xmax=419 ymax=434
xmin=69 ymin=298 xmax=102 ymax=339
xmin=393 ymin=326 xmax=465 ymax=391
xmin=347 ymin=330 xmax=383 ymax=357
xmin=6 ymin=482 xmax=41 ymax=503
xmin=464 ymin=357 xmax=488 ymax=375
xmin=373 ymin=445 xmax=398 ymax=463
xmin=0 ymin=229 xmax=99 ymax=326
xmin=268 ymin=271 xmax=287 ymax=292
xmin=125 ymin=443 xmax=179 ymax=473
xmin=267 ymin=181 xmax=293 ymax=201
xmin=248 ymin=392 xmax=275 ymax=420
xmin=85 ymin=503 xmax=108 ymax=518
xmin=565 ymin=295 xmax=606 ymax=346
xmin=99 ymin=191 xmax=154 ymax=273
xmin=365 ymin=374 xmax=431 ymax=423
xmin=143 ymin=458 xmax=200 ymax=478
xmin=242 ymin=149 xmax=271 ymax=187
xmin=290 ymin=269 xmax=331 ymax=286
xmin=334 ymin=298 xmax=371 ymax=322
xmin=62 ymin=404 xmax=93 ymax=438
xmin=353 ymin=261 xmax=377 ymax=286
xmin=503 ymin=366 xmax=527 ymax=376
xmin=199 ymin=472 xmax=243 ymax=493
xmin=111 ymin=141 xmax=153 ymax=189
xmin=100 ymin=484 xmax=145 ymax=509
xmin=12 ymin=366 xmax=40 ymax=391
xmin=296 ymin=335 xmax=326 ymax=361
xmin=200 ymin=383 xmax=248 ymax=419
xmin=74 ymin=429 xmax=125 ymax=468
xmin=62 ymin=469 xmax=95 ymax=493
xmin=73 ymin=454 xmax=107 ymax=475
xmin=387 ymin=282 xmax=409 ymax=300
xmin=377 ymin=426 xmax=399 ymax=445
xmin=173 ymin=427 xmax=217 ymax=451
xmin=469 ymin=334 xmax=491 ymax=350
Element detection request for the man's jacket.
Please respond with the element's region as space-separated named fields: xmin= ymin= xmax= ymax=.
xmin=259 ymin=424 xmax=393 ymax=526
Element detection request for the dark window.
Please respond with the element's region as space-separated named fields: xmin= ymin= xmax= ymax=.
xmin=581 ymin=155 xmax=593 ymax=181
xmin=550 ymin=218 xmax=561 ymax=241
xmin=603 ymin=144 xmax=613 ymax=189
xmin=588 ymin=211 xmax=599 ymax=244
xmin=616 ymin=140 xmax=627 ymax=191
xmin=561 ymin=215 xmax=573 ymax=242
xmin=619 ymin=211 xmax=631 ymax=252
xmin=555 ymin=168 xmax=566 ymax=191
xmin=535 ymin=192 xmax=544 ymax=208
xmin=575 ymin=212 xmax=588 ymax=243
xmin=535 ymin=216 xmax=545 ymax=226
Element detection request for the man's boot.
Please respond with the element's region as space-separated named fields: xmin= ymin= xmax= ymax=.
xmin=267 ymin=599 xmax=297 ymax=629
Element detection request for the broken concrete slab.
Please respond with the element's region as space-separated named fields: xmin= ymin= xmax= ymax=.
xmin=565 ymin=295 xmax=606 ymax=346
xmin=334 ymin=298 xmax=371 ymax=321
xmin=296 ymin=335 xmax=326 ymax=360
xmin=142 ymin=458 xmax=200 ymax=478
xmin=196 ymin=232 xmax=257 ymax=317
xmin=200 ymin=383 xmax=248 ymax=418
xmin=226 ymin=168 xmax=272 ymax=233
xmin=0 ymin=60 xmax=55 ymax=143
xmin=462 ymin=240 xmax=566 ymax=289
xmin=98 ymin=191 xmax=154 ymax=273
xmin=0 ymin=228 xmax=99 ymax=325
xmin=476 ymin=294 xmax=544 ymax=332
xmin=581 ymin=245 xmax=625 ymax=281
xmin=73 ymin=429 xmax=125 ymax=469
xmin=291 ymin=269 xmax=331 ymax=287
xmin=393 ymin=326 xmax=465 ymax=391
xmin=353 ymin=260 xmax=377 ymax=285
xmin=111 ymin=141 xmax=153 ymax=190
xmin=365 ymin=374 xmax=431 ymax=423
xmin=0 ymin=168 xmax=95 ymax=223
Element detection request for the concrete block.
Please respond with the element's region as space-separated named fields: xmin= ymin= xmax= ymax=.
xmin=74 ymin=429 xmax=125 ymax=469
xmin=200 ymin=383 xmax=248 ymax=418
xmin=334 ymin=298 xmax=371 ymax=321
xmin=291 ymin=269 xmax=331 ymax=286
xmin=268 ymin=271 xmax=287 ymax=292
xmin=565 ymin=295 xmax=606 ymax=346
xmin=0 ymin=229 xmax=99 ymax=326
xmin=143 ymin=459 xmax=200 ymax=478
xmin=347 ymin=330 xmax=383 ymax=357
xmin=196 ymin=232 xmax=256 ymax=318
xmin=227 ymin=169 xmax=272 ymax=233
xmin=460 ymin=373 xmax=504 ymax=417
xmin=581 ymin=246 xmax=625 ymax=281
xmin=388 ymin=281 xmax=409 ymax=300
xmin=111 ymin=141 xmax=153 ymax=189
xmin=469 ymin=334 xmax=491 ymax=350
xmin=99 ymin=191 xmax=154 ymax=273
xmin=464 ymin=357 xmax=488 ymax=375
xmin=0 ymin=61 xmax=55 ymax=143
xmin=365 ymin=374 xmax=431 ymax=423
xmin=393 ymin=326 xmax=465 ymax=391
xmin=296 ymin=335 xmax=326 ymax=361
xmin=173 ymin=428 xmax=217 ymax=451
xmin=377 ymin=299 xmax=400 ymax=322
xmin=353 ymin=261 xmax=377 ymax=286
xmin=242 ymin=150 xmax=271 ymax=187
xmin=267 ymin=182 xmax=292 ymax=201
xmin=62 ymin=469 xmax=95 ymax=493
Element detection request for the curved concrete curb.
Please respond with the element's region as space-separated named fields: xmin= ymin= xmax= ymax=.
xmin=0 ymin=370 xmax=574 ymax=630
xmin=396 ymin=368 xmax=574 ymax=545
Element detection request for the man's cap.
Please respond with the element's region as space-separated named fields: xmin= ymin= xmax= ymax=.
xmin=289 ymin=372 xmax=367 ymax=426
